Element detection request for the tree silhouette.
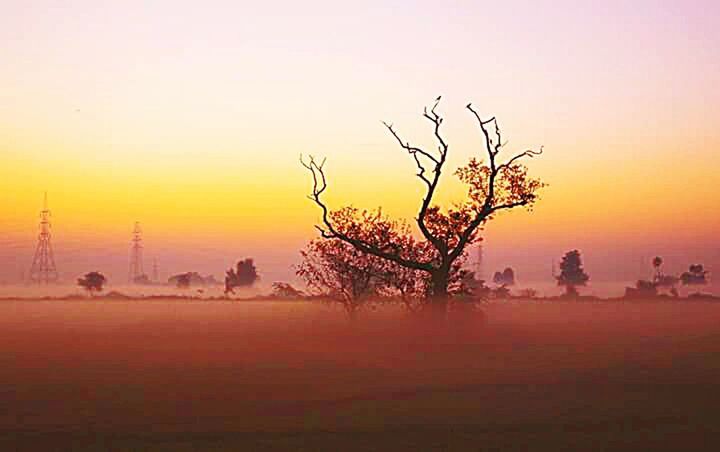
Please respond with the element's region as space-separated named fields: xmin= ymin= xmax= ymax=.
xmin=629 ymin=279 xmax=659 ymax=298
xmin=652 ymin=256 xmax=663 ymax=273
xmin=556 ymin=250 xmax=589 ymax=296
xmin=493 ymin=267 xmax=515 ymax=286
xmin=176 ymin=273 xmax=191 ymax=289
xmin=297 ymin=207 xmax=471 ymax=318
xmin=225 ymin=258 xmax=259 ymax=294
xmin=298 ymin=236 xmax=384 ymax=320
xmin=271 ymin=282 xmax=304 ymax=299
xmin=77 ymin=271 xmax=107 ymax=296
xmin=649 ymin=256 xmax=679 ymax=296
xmin=301 ymin=98 xmax=543 ymax=313
xmin=680 ymin=264 xmax=708 ymax=286
xmin=492 ymin=272 xmax=503 ymax=285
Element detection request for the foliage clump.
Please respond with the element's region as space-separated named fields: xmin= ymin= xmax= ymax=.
xmin=225 ymin=258 xmax=259 ymax=294
xmin=77 ymin=271 xmax=107 ymax=296
xmin=680 ymin=264 xmax=708 ymax=286
xmin=556 ymin=250 xmax=589 ymax=297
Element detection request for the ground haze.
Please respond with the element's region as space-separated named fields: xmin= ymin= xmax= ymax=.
xmin=3 ymin=299 xmax=720 ymax=451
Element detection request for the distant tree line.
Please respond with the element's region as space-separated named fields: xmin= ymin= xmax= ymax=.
xmin=626 ymin=257 xmax=709 ymax=299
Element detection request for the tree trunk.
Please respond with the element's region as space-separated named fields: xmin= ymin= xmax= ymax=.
xmin=565 ymin=285 xmax=578 ymax=298
xmin=425 ymin=268 xmax=450 ymax=318
xmin=345 ymin=303 xmax=360 ymax=322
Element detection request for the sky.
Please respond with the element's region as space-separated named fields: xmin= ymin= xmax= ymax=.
xmin=1 ymin=0 xmax=719 ymax=293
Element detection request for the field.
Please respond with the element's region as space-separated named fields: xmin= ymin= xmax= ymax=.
xmin=2 ymin=299 xmax=720 ymax=451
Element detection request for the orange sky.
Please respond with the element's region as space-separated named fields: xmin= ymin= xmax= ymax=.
xmin=1 ymin=1 xmax=719 ymax=291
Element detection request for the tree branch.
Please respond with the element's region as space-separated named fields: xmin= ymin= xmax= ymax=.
xmin=447 ymin=104 xmax=503 ymax=262
xmin=301 ymin=154 xmax=433 ymax=272
xmin=384 ymin=96 xmax=449 ymax=255
xmin=497 ymin=146 xmax=543 ymax=172
xmin=449 ymin=105 xmax=543 ymax=262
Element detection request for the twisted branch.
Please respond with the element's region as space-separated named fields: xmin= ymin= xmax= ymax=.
xmin=300 ymin=154 xmax=432 ymax=272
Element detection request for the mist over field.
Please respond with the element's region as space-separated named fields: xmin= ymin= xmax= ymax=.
xmin=2 ymin=279 xmax=718 ymax=301
xmin=3 ymin=299 xmax=720 ymax=451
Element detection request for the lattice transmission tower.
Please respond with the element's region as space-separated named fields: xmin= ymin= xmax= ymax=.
xmin=28 ymin=192 xmax=59 ymax=284
xmin=473 ymin=243 xmax=483 ymax=281
xmin=129 ymin=222 xmax=144 ymax=283
xmin=152 ymin=258 xmax=159 ymax=282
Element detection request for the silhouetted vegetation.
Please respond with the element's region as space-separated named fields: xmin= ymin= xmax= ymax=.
xmin=490 ymin=285 xmax=511 ymax=300
xmin=175 ymin=273 xmax=191 ymax=289
xmin=271 ymin=282 xmax=304 ymax=299
xmin=624 ymin=255 xmax=682 ymax=300
xmin=493 ymin=267 xmax=515 ymax=286
xmin=557 ymin=250 xmax=589 ymax=297
xmin=297 ymin=210 xmax=472 ymax=319
xmin=625 ymin=279 xmax=658 ymax=299
xmin=301 ymin=98 xmax=544 ymax=314
xmin=169 ymin=272 xmax=219 ymax=288
xmin=457 ymin=271 xmax=491 ymax=300
xmin=224 ymin=258 xmax=259 ymax=294
xmin=77 ymin=271 xmax=106 ymax=296
xmin=297 ymin=237 xmax=379 ymax=319
xmin=651 ymin=256 xmax=679 ymax=296
xmin=518 ymin=288 xmax=538 ymax=299
xmin=681 ymin=264 xmax=708 ymax=286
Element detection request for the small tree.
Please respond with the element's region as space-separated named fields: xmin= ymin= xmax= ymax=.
xmin=491 ymin=285 xmax=511 ymax=300
xmin=680 ymin=264 xmax=708 ymax=286
xmin=503 ymin=268 xmax=515 ymax=286
xmin=652 ymin=256 xmax=663 ymax=277
xmin=457 ymin=271 xmax=491 ymax=300
xmin=492 ymin=271 xmax=503 ymax=285
xmin=225 ymin=258 xmax=259 ymax=294
xmin=298 ymin=236 xmax=385 ymax=320
xmin=493 ymin=267 xmax=515 ymax=286
xmin=625 ymin=279 xmax=659 ymax=299
xmin=556 ymin=250 xmax=589 ymax=297
xmin=649 ymin=255 xmax=679 ymax=296
xmin=176 ymin=273 xmax=191 ymax=289
xmin=77 ymin=272 xmax=107 ymax=297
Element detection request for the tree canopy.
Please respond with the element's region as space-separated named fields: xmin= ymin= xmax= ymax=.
xmin=680 ymin=264 xmax=708 ymax=286
xmin=225 ymin=258 xmax=259 ymax=294
xmin=301 ymin=97 xmax=543 ymax=311
xmin=77 ymin=271 xmax=107 ymax=296
xmin=556 ymin=250 xmax=589 ymax=296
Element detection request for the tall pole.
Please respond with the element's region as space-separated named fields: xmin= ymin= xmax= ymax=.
xmin=152 ymin=258 xmax=159 ymax=283
xmin=28 ymin=192 xmax=59 ymax=284
xmin=129 ymin=222 xmax=144 ymax=283
xmin=474 ymin=243 xmax=483 ymax=281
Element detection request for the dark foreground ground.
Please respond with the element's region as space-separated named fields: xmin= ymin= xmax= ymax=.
xmin=2 ymin=299 xmax=720 ymax=451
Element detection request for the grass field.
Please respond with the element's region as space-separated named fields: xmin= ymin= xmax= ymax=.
xmin=2 ymin=299 xmax=720 ymax=451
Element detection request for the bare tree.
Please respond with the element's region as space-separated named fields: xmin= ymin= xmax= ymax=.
xmin=301 ymin=97 xmax=543 ymax=312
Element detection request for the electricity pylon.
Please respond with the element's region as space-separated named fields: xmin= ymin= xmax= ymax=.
xmin=28 ymin=192 xmax=59 ymax=284
xmin=129 ymin=222 xmax=144 ymax=283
